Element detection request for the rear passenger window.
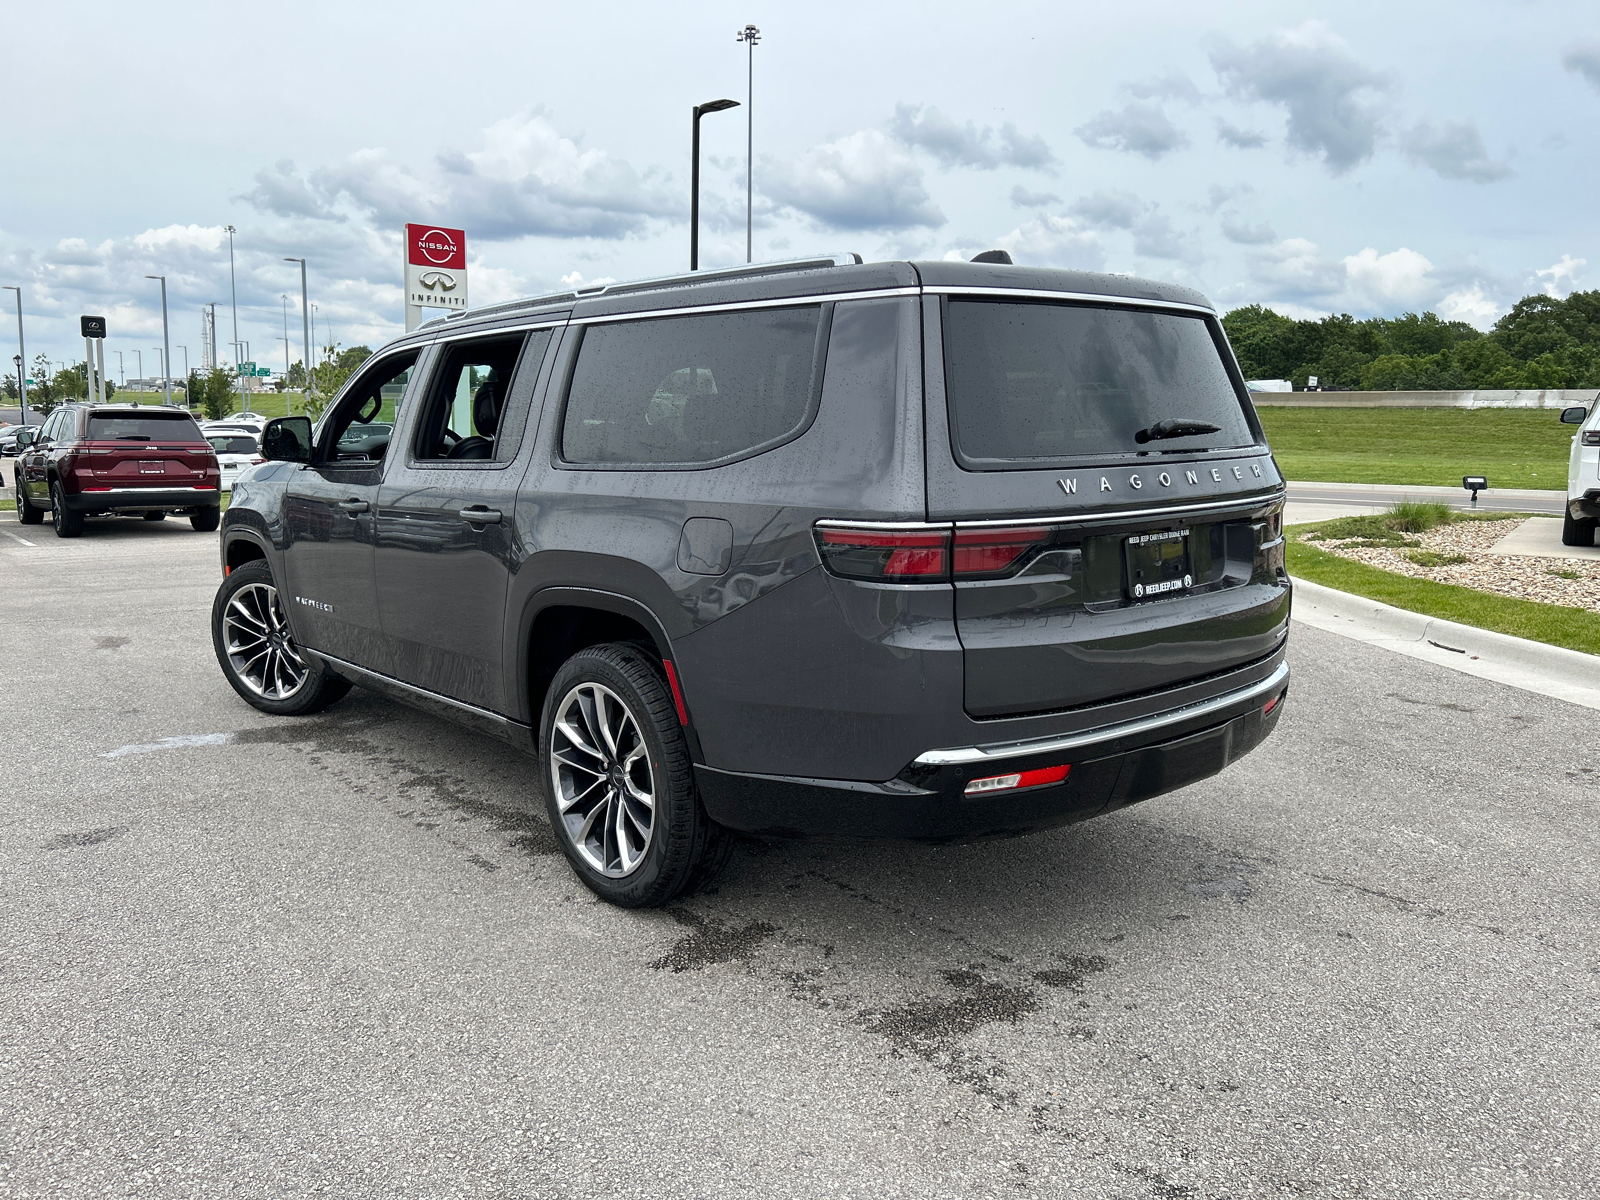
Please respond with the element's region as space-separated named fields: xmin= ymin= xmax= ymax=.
xmin=561 ymin=306 xmax=827 ymax=467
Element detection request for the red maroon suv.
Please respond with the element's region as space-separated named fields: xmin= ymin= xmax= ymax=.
xmin=14 ymin=403 xmax=222 ymax=537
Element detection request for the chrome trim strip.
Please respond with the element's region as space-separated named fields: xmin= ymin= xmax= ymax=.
xmin=87 ymin=486 xmax=218 ymax=496
xmin=572 ymin=287 xmax=922 ymax=326
xmin=914 ymin=661 xmax=1290 ymax=766
xmin=814 ymin=518 xmax=952 ymax=532
xmin=954 ymin=490 xmax=1286 ymax=529
xmin=428 ymin=318 xmax=568 ymax=343
xmin=312 ymin=651 xmax=513 ymax=726
xmin=924 ymin=285 xmax=1215 ymax=315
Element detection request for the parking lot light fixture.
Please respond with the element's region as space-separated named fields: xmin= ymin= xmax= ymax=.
xmin=146 ymin=275 xmax=172 ymax=405
xmin=690 ymin=98 xmax=740 ymax=271
xmin=736 ymin=25 xmax=761 ymax=263
xmin=224 ymin=225 xmax=238 ymax=367
xmin=284 ymin=258 xmax=311 ymax=412
xmin=2 ymin=285 xmax=26 ymax=422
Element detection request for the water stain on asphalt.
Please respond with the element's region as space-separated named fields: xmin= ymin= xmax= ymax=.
xmin=1387 ymin=692 xmax=1477 ymax=713
xmin=92 ymin=635 xmax=130 ymax=651
xmin=1185 ymin=877 xmax=1254 ymax=902
xmin=43 ymin=825 xmax=130 ymax=849
xmin=868 ymin=969 xmax=1040 ymax=1054
xmin=651 ymin=909 xmax=779 ymax=972
xmin=1033 ymin=954 xmax=1110 ymax=991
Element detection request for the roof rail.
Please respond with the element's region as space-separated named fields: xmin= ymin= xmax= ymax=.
xmin=444 ymin=252 xmax=864 ymax=325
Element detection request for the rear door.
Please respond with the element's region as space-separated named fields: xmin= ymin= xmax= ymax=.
xmin=923 ymin=292 xmax=1288 ymax=718
xmin=281 ymin=349 xmax=421 ymax=667
xmin=373 ymin=327 xmax=555 ymax=711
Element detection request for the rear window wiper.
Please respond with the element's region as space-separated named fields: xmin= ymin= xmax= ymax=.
xmin=1134 ymin=418 xmax=1221 ymax=445
xmin=112 ymin=434 xmax=152 ymax=441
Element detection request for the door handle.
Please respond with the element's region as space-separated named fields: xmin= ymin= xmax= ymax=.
xmin=459 ymin=507 xmax=502 ymax=524
xmin=338 ymin=498 xmax=370 ymax=513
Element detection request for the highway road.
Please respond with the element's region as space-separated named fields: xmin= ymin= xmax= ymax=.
xmin=2 ymin=515 xmax=1595 ymax=1199
xmin=1286 ymin=480 xmax=1565 ymax=516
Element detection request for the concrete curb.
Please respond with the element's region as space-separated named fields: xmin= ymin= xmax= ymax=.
xmin=1290 ymin=576 xmax=1600 ymax=711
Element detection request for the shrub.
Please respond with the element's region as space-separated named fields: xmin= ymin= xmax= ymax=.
xmin=1406 ymin=551 xmax=1469 ymax=568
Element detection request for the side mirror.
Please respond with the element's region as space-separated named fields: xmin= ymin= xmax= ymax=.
xmin=1560 ymin=405 xmax=1588 ymax=425
xmin=14 ymin=428 xmax=35 ymax=449
xmin=261 ymin=416 xmax=314 ymax=463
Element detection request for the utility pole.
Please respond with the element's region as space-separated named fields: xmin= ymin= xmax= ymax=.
xmin=224 ymin=225 xmax=239 ymax=368
xmin=178 ymin=345 xmax=189 ymax=404
xmin=283 ymin=257 xmax=311 ymax=414
xmin=2 ymin=286 xmax=26 ymax=423
xmin=736 ymin=25 xmax=761 ymax=263
xmin=115 ymin=350 xmax=123 ymax=387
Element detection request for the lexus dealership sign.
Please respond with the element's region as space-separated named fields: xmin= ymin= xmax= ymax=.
xmin=403 ymin=223 xmax=468 ymax=331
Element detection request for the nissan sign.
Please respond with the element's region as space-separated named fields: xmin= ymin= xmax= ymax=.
xmin=403 ymin=223 xmax=469 ymax=331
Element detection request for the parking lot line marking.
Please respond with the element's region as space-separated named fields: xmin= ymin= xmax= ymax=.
xmin=5 ymin=531 xmax=37 ymax=546
xmin=103 ymin=732 xmax=235 ymax=758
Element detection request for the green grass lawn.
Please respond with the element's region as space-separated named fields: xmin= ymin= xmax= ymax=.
xmin=1256 ymin=406 xmax=1575 ymax=490
xmin=1288 ymin=518 xmax=1600 ymax=655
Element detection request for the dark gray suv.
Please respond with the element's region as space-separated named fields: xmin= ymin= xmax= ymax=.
xmin=213 ymin=255 xmax=1290 ymax=907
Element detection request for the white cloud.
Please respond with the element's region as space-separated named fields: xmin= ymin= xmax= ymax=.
xmin=1010 ymin=186 xmax=1061 ymax=208
xmin=1222 ymin=219 xmax=1277 ymax=245
xmin=1216 ymin=120 xmax=1269 ymax=149
xmin=993 ymin=214 xmax=1105 ymax=271
xmin=1535 ymin=254 xmax=1586 ymax=298
xmin=1341 ymin=246 xmax=1437 ymax=308
xmin=1075 ymin=103 xmax=1189 ymax=159
xmin=1564 ymin=44 xmax=1600 ymax=93
xmin=1401 ymin=122 xmax=1511 ymax=183
xmin=763 ymin=130 xmax=944 ymax=231
xmin=888 ymin=104 xmax=1055 ymax=170
xmin=1437 ymin=284 xmax=1501 ymax=330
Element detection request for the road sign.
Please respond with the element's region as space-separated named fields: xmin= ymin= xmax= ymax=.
xmin=254 ymin=367 xmax=271 ymax=377
xmin=238 ymin=361 xmax=256 ymax=374
xmin=80 ymin=315 xmax=107 ymax=338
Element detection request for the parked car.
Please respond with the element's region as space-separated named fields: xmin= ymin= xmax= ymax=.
xmin=15 ymin=403 xmax=221 ymax=536
xmin=201 ymin=415 xmax=270 ymax=440
xmin=336 ymin=421 xmax=394 ymax=461
xmin=207 ymin=431 xmax=265 ymax=491
xmin=2 ymin=424 xmax=32 ymax=457
xmin=213 ymin=254 xmax=1291 ymax=907
xmin=1560 ymin=402 xmax=1600 ymax=546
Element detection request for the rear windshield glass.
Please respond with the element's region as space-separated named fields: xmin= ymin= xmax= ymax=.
xmin=943 ymin=300 xmax=1258 ymax=467
xmin=88 ymin=412 xmax=206 ymax=443
xmin=562 ymin=306 xmax=825 ymax=467
xmin=208 ymin=435 xmax=258 ymax=454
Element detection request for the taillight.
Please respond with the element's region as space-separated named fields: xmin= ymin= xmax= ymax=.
xmin=951 ymin=526 xmax=1049 ymax=579
xmin=815 ymin=527 xmax=949 ymax=580
xmin=964 ymin=764 xmax=1071 ymax=795
xmin=1583 ymin=431 xmax=1600 ymax=446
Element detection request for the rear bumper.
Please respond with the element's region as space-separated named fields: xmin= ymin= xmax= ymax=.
xmin=696 ymin=661 xmax=1289 ymax=840
xmin=64 ymin=486 xmax=220 ymax=512
xmin=1569 ymin=490 xmax=1600 ymax=522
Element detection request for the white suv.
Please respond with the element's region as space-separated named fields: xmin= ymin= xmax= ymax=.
xmin=1561 ymin=403 xmax=1600 ymax=546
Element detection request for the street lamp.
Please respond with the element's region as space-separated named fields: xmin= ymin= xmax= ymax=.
xmin=224 ymin=225 xmax=239 ymax=369
xmin=134 ymin=349 xmax=142 ymax=387
xmin=736 ymin=25 xmax=761 ymax=263
xmin=114 ymin=350 xmax=123 ymax=387
xmin=281 ymin=293 xmax=291 ymax=415
xmin=2 ymin=285 xmax=26 ymax=423
xmin=283 ymin=257 xmax=310 ymax=412
xmin=178 ymin=345 xmax=190 ymax=405
xmin=145 ymin=274 xmax=172 ymax=405
xmin=690 ymin=98 xmax=740 ymax=271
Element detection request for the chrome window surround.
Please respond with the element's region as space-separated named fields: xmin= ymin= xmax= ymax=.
xmin=923 ymin=285 xmax=1215 ymax=316
xmin=914 ymin=660 xmax=1290 ymax=766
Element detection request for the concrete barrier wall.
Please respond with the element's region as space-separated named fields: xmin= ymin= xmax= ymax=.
xmin=1252 ymin=389 xmax=1598 ymax=409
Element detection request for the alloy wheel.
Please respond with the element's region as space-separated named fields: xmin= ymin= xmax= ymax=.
xmin=223 ymin=582 xmax=310 ymax=700
xmin=549 ymin=682 xmax=656 ymax=877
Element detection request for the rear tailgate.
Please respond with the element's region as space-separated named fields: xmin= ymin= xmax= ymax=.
xmin=79 ymin=411 xmax=218 ymax=493
xmin=922 ymin=292 xmax=1288 ymax=719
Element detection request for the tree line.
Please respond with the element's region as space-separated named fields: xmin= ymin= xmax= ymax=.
xmin=1223 ymin=290 xmax=1600 ymax=391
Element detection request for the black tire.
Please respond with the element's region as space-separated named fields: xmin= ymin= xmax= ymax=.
xmin=191 ymin=506 xmax=221 ymax=533
xmin=143 ymin=511 xmax=166 ymax=522
xmin=210 ymin=559 xmax=351 ymax=716
xmin=1561 ymin=510 xmax=1597 ymax=547
xmin=50 ymin=482 xmax=84 ymax=538
xmin=16 ymin=476 xmax=43 ymax=525
xmin=540 ymin=643 xmax=732 ymax=908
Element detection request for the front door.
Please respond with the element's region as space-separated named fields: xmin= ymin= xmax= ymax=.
xmin=280 ymin=350 xmax=422 ymax=668
xmin=374 ymin=329 xmax=552 ymax=711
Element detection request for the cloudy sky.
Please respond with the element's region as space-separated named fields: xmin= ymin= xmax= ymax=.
xmin=3 ymin=0 xmax=1597 ymax=377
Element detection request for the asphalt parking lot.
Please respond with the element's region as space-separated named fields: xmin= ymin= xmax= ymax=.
xmin=2 ymin=514 xmax=1596 ymax=1199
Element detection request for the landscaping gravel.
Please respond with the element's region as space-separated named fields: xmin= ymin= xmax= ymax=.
xmin=1302 ymin=517 xmax=1600 ymax=610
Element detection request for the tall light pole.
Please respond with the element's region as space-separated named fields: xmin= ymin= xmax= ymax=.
xmin=153 ymin=348 xmax=165 ymax=402
xmin=736 ymin=25 xmax=761 ymax=263
xmin=691 ymin=98 xmax=740 ymax=271
xmin=134 ymin=350 xmax=142 ymax=387
xmin=178 ymin=345 xmax=190 ymax=404
xmin=283 ymin=257 xmax=310 ymax=412
xmin=1 ymin=285 xmax=26 ymax=422
xmin=114 ymin=350 xmax=123 ymax=387
xmin=280 ymin=294 xmax=291 ymax=414
xmin=145 ymin=274 xmax=172 ymax=405
xmin=224 ymin=225 xmax=239 ymax=368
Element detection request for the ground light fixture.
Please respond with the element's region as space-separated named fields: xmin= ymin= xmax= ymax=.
xmin=1463 ymin=475 xmax=1488 ymax=507
xmin=690 ymin=98 xmax=740 ymax=271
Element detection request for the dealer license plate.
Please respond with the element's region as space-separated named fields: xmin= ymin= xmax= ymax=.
xmin=139 ymin=460 xmax=166 ymax=474
xmin=1125 ymin=529 xmax=1192 ymax=601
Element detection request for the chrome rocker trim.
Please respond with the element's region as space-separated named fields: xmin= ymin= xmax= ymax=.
xmin=913 ymin=660 xmax=1291 ymax=767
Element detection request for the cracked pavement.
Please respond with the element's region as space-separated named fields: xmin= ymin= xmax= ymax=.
xmin=2 ymin=515 xmax=1596 ymax=1199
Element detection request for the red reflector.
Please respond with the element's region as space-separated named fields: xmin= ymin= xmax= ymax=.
xmin=952 ymin=526 xmax=1050 ymax=577
xmin=1263 ymin=690 xmax=1284 ymax=716
xmin=662 ymin=660 xmax=689 ymax=725
xmin=82 ymin=486 xmax=112 ymax=492
xmin=964 ymin=763 xmax=1071 ymax=795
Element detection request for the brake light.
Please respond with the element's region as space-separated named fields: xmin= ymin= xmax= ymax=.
xmin=815 ymin=527 xmax=949 ymax=579
xmin=952 ymin=526 xmax=1049 ymax=578
xmin=964 ymin=763 xmax=1071 ymax=795
xmin=1583 ymin=431 xmax=1600 ymax=446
